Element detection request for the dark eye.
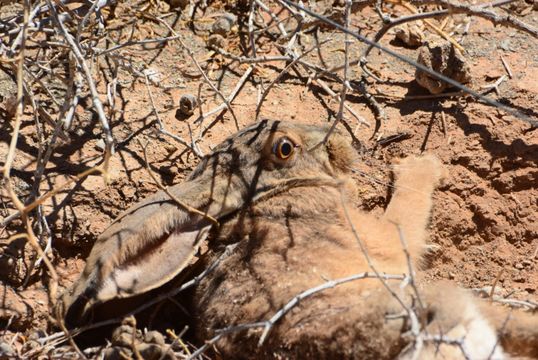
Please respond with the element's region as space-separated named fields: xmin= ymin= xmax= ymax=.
xmin=273 ymin=137 xmax=295 ymax=159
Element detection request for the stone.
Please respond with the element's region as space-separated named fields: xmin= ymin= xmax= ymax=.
xmin=415 ymin=36 xmax=471 ymax=94
xmin=211 ymin=13 xmax=237 ymax=36
xmin=207 ymin=33 xmax=227 ymax=49
xmin=394 ymin=23 xmax=425 ymax=47
xmin=179 ymin=94 xmax=198 ymax=116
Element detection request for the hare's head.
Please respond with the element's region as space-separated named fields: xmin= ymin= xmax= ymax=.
xmin=191 ymin=119 xmax=356 ymax=185
xmin=59 ymin=120 xmax=357 ymax=326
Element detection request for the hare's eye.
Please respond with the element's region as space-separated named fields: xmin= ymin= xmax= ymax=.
xmin=273 ymin=138 xmax=295 ymax=159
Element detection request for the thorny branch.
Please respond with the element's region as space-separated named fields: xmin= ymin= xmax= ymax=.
xmin=319 ymin=0 xmax=353 ymax=146
xmin=281 ymin=0 xmax=538 ymax=127
xmin=45 ymin=0 xmax=114 ymax=179
xmin=2 ymin=0 xmax=59 ymax=304
xmin=188 ymin=272 xmax=407 ymax=360
xmin=412 ymin=0 xmax=538 ymax=38
xmin=361 ymin=0 xmax=518 ymax=59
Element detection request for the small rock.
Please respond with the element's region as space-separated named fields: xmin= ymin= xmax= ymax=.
xmin=207 ymin=33 xmax=227 ymax=49
xmin=137 ymin=343 xmax=175 ymax=360
xmin=522 ymin=259 xmax=532 ymax=267
xmin=415 ymin=36 xmax=471 ymax=94
xmin=143 ymin=68 xmax=161 ymax=83
xmin=21 ymin=340 xmax=40 ymax=353
xmin=499 ymin=39 xmax=511 ymax=52
xmin=144 ymin=330 xmax=165 ymax=345
xmin=164 ymin=144 xmax=177 ymax=154
xmin=0 ymin=342 xmax=14 ymax=357
xmin=394 ymin=22 xmax=425 ymax=47
xmin=103 ymin=346 xmax=132 ymax=360
xmin=95 ymin=138 xmax=106 ymax=151
xmin=0 ymin=68 xmax=16 ymax=103
xmin=448 ymin=272 xmax=456 ymax=280
xmin=111 ymin=318 xmax=138 ymax=348
xmin=179 ymin=94 xmax=198 ymax=116
xmin=168 ymin=0 xmax=189 ymax=9
xmin=212 ymin=18 xmax=231 ymax=36
xmin=112 ymin=331 xmax=135 ymax=348
xmin=0 ymin=286 xmax=32 ymax=329
xmin=211 ymin=13 xmax=237 ymax=36
xmin=4 ymin=95 xmax=17 ymax=118
xmin=120 ymin=186 xmax=136 ymax=200
xmin=513 ymin=275 xmax=526 ymax=283
xmin=514 ymin=262 xmax=524 ymax=270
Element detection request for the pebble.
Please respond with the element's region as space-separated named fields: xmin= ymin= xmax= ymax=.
xmin=513 ymin=275 xmax=526 ymax=283
xmin=144 ymin=330 xmax=165 ymax=345
xmin=212 ymin=13 xmax=237 ymax=36
xmin=137 ymin=343 xmax=174 ymax=360
xmin=103 ymin=346 xmax=132 ymax=360
xmin=0 ymin=343 xmax=14 ymax=357
xmin=415 ymin=36 xmax=471 ymax=94
xmin=179 ymin=94 xmax=198 ymax=116
xmin=169 ymin=0 xmax=189 ymax=9
xmin=120 ymin=187 xmax=136 ymax=200
xmin=4 ymin=95 xmax=18 ymax=118
xmin=207 ymin=33 xmax=227 ymax=49
xmin=95 ymin=138 xmax=106 ymax=151
xmin=0 ymin=68 xmax=16 ymax=102
xmin=394 ymin=23 xmax=425 ymax=47
xmin=499 ymin=39 xmax=511 ymax=52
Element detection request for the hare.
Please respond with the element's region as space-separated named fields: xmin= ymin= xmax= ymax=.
xmin=58 ymin=120 xmax=538 ymax=359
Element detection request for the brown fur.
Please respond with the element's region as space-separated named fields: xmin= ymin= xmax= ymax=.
xmin=194 ymin=153 xmax=446 ymax=358
xmin=59 ymin=120 xmax=538 ymax=358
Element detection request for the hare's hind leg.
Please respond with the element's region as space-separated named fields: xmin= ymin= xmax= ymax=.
xmin=477 ymin=298 xmax=538 ymax=358
xmin=399 ymin=282 xmax=507 ymax=360
xmin=382 ymin=154 xmax=445 ymax=260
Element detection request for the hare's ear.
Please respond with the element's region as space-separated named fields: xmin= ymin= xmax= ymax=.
xmin=89 ymin=216 xmax=211 ymax=300
xmin=62 ymin=182 xmax=215 ymax=326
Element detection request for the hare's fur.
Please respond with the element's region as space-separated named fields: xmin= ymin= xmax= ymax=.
xmin=192 ymin=145 xmax=471 ymax=359
xmin=60 ymin=120 xmax=538 ymax=359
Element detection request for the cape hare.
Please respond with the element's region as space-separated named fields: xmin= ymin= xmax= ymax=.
xmin=58 ymin=120 xmax=538 ymax=359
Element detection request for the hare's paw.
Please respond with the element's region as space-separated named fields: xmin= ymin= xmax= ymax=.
xmin=393 ymin=154 xmax=447 ymax=190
